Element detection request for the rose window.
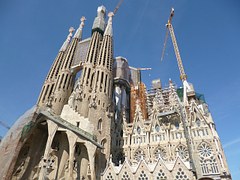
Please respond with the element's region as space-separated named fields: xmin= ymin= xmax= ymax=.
xmin=154 ymin=147 xmax=167 ymax=161
xmin=198 ymin=143 xmax=212 ymax=158
xmin=134 ymin=149 xmax=145 ymax=162
xmin=176 ymin=145 xmax=189 ymax=161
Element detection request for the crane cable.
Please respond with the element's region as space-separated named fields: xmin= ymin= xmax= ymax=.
xmin=161 ymin=27 xmax=169 ymax=61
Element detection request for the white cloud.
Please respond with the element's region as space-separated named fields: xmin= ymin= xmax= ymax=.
xmin=223 ymin=137 xmax=240 ymax=148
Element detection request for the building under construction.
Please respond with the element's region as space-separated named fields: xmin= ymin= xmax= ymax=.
xmin=0 ymin=4 xmax=231 ymax=180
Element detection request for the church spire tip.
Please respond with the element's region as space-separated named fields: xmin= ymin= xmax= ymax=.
xmin=59 ymin=27 xmax=75 ymax=52
xmin=73 ymin=16 xmax=86 ymax=39
xmin=104 ymin=12 xmax=114 ymax=36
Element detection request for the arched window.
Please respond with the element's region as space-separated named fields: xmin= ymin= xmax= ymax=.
xmin=196 ymin=119 xmax=201 ymax=127
xmin=198 ymin=142 xmax=219 ymax=175
xmin=155 ymin=124 xmax=160 ymax=132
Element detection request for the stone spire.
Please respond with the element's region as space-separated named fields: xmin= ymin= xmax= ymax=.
xmin=73 ymin=16 xmax=86 ymax=39
xmin=96 ymin=12 xmax=114 ymax=70
xmin=73 ymin=6 xmax=106 ymax=117
xmin=50 ymin=17 xmax=86 ymax=115
xmin=37 ymin=27 xmax=75 ymax=107
xmin=104 ymin=12 xmax=114 ymax=36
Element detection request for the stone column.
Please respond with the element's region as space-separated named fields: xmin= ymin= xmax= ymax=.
xmin=67 ymin=131 xmax=78 ymax=180
xmin=86 ymin=142 xmax=97 ymax=179
xmin=38 ymin=120 xmax=58 ymax=180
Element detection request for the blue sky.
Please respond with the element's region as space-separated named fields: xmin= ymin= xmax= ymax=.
xmin=0 ymin=0 xmax=240 ymax=178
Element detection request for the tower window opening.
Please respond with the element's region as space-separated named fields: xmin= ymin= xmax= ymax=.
xmin=55 ymin=59 xmax=62 ymax=78
xmin=104 ymin=74 xmax=108 ymax=93
xmin=58 ymin=74 xmax=65 ymax=89
xmin=90 ymin=72 xmax=94 ymax=88
xmin=47 ymin=84 xmax=54 ymax=99
xmin=95 ymin=70 xmax=99 ymax=89
xmin=86 ymin=69 xmax=91 ymax=85
xmin=67 ymin=75 xmax=72 ymax=89
xmin=82 ymin=67 xmax=87 ymax=81
xmin=100 ymin=71 xmax=104 ymax=91
xmin=98 ymin=118 xmax=102 ymax=131
xmin=42 ymin=85 xmax=49 ymax=102
xmin=63 ymin=74 xmax=69 ymax=89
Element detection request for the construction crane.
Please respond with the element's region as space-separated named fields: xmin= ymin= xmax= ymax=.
xmin=161 ymin=8 xmax=187 ymax=81
xmin=160 ymin=8 xmax=197 ymax=173
xmin=130 ymin=67 xmax=151 ymax=83
xmin=161 ymin=8 xmax=195 ymax=105
xmin=0 ymin=120 xmax=10 ymax=130
xmin=113 ymin=0 xmax=124 ymax=15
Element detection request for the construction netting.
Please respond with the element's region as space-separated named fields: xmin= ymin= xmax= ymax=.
xmin=177 ymin=88 xmax=206 ymax=103
xmin=0 ymin=106 xmax=38 ymax=179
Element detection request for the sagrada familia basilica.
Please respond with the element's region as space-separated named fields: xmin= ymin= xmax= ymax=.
xmin=0 ymin=4 xmax=231 ymax=180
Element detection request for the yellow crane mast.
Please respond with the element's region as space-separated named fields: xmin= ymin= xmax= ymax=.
xmin=161 ymin=8 xmax=195 ymax=104
xmin=162 ymin=8 xmax=187 ymax=81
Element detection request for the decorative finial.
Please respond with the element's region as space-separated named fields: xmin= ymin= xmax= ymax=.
xmin=108 ymin=12 xmax=114 ymax=18
xmin=69 ymin=27 xmax=75 ymax=33
xmin=80 ymin=16 xmax=86 ymax=29
xmin=67 ymin=27 xmax=75 ymax=41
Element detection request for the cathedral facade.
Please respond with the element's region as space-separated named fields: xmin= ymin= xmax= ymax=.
xmin=0 ymin=5 xmax=231 ymax=180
